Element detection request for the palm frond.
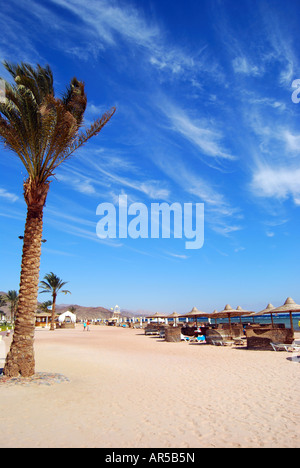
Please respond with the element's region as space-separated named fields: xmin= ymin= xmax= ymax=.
xmin=0 ymin=61 xmax=116 ymax=189
xmin=61 ymin=77 xmax=87 ymax=126
xmin=58 ymin=106 xmax=116 ymax=161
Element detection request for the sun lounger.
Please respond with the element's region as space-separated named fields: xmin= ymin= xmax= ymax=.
xmin=211 ymin=339 xmax=223 ymax=346
xmin=187 ymin=335 xmax=206 ymax=344
xmin=233 ymin=338 xmax=246 ymax=346
xmin=211 ymin=339 xmax=234 ymax=346
xmin=271 ymin=342 xmax=300 ymax=352
xmin=181 ymin=335 xmax=190 ymax=342
xmin=194 ymin=336 xmax=206 ymax=344
xmin=145 ymin=329 xmax=160 ymax=335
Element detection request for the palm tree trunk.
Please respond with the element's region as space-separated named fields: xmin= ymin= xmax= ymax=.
xmin=50 ymin=292 xmax=57 ymax=331
xmin=4 ymin=180 xmax=49 ymax=377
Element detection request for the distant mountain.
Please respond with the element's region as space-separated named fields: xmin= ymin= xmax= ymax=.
xmin=1 ymin=289 xmax=155 ymax=321
xmin=55 ymin=303 xmax=113 ymax=321
xmin=0 ymin=291 xmax=116 ymax=321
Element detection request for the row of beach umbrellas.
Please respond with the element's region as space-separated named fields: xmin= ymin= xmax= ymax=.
xmin=146 ymin=297 xmax=300 ymax=334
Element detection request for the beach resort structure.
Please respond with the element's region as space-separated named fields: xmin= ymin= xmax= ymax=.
xmin=35 ymin=311 xmax=76 ymax=329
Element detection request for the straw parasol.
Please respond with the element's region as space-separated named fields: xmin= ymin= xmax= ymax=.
xmin=213 ymin=304 xmax=253 ymax=338
xmin=181 ymin=307 xmax=211 ymax=326
xmin=146 ymin=312 xmax=167 ymax=323
xmin=166 ymin=311 xmax=181 ymax=326
xmin=269 ymin=297 xmax=300 ymax=334
xmin=250 ymin=303 xmax=275 ymax=327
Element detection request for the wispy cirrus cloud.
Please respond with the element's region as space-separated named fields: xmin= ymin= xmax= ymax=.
xmin=56 ymin=149 xmax=171 ymax=202
xmin=50 ymin=0 xmax=159 ymax=49
xmin=0 ymin=188 xmax=19 ymax=203
xmin=164 ymin=251 xmax=189 ymax=260
xmin=242 ymin=103 xmax=300 ymax=207
xmin=232 ymin=56 xmax=261 ymax=77
xmin=157 ymin=100 xmax=235 ymax=162
xmin=27 ymin=0 xmax=217 ymax=83
xmin=152 ymin=150 xmax=243 ymax=236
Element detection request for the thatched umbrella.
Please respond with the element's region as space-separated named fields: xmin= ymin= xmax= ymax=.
xmin=181 ymin=307 xmax=211 ymax=326
xmin=269 ymin=297 xmax=300 ymax=334
xmin=250 ymin=303 xmax=275 ymax=327
xmin=166 ymin=311 xmax=181 ymax=327
xmin=236 ymin=306 xmax=255 ymax=322
xmin=213 ymin=304 xmax=253 ymax=339
xmin=146 ymin=312 xmax=167 ymax=324
xmin=212 ymin=310 xmax=218 ymax=325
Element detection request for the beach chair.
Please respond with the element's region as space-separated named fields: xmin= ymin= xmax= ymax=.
xmin=211 ymin=339 xmax=224 ymax=346
xmin=145 ymin=328 xmax=160 ymax=336
xmin=181 ymin=334 xmax=190 ymax=342
xmin=211 ymin=339 xmax=234 ymax=346
xmin=189 ymin=336 xmax=206 ymax=344
xmin=271 ymin=342 xmax=300 ymax=352
xmin=233 ymin=338 xmax=246 ymax=346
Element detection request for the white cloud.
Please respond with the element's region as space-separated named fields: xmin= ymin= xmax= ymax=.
xmin=47 ymin=0 xmax=213 ymax=82
xmin=232 ymin=57 xmax=261 ymax=76
xmin=55 ymin=173 xmax=97 ymax=196
xmin=50 ymin=0 xmax=159 ymax=49
xmin=234 ymin=247 xmax=245 ymax=253
xmin=159 ymin=101 xmax=235 ymax=161
xmin=62 ymin=153 xmax=171 ymax=202
xmin=152 ymin=151 xmax=243 ymax=237
xmin=165 ymin=252 xmax=189 ymax=260
xmin=283 ymin=131 xmax=300 ymax=154
xmin=0 ymin=188 xmax=18 ymax=203
xmin=251 ymin=165 xmax=300 ymax=205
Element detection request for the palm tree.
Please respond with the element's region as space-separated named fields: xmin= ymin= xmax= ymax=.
xmin=5 ymin=290 xmax=18 ymax=322
xmin=0 ymin=62 xmax=115 ymax=377
xmin=0 ymin=295 xmax=7 ymax=321
xmin=38 ymin=300 xmax=52 ymax=313
xmin=39 ymin=273 xmax=71 ymax=331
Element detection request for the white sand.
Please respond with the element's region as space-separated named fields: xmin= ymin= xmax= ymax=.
xmin=0 ymin=326 xmax=299 ymax=448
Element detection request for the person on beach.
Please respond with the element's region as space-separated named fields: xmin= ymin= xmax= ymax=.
xmin=83 ymin=320 xmax=87 ymax=331
xmin=87 ymin=321 xmax=90 ymax=332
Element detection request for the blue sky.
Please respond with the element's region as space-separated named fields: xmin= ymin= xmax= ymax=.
xmin=1 ymin=0 xmax=300 ymax=314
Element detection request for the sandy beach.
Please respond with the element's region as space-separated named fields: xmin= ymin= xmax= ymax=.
xmin=0 ymin=326 xmax=299 ymax=448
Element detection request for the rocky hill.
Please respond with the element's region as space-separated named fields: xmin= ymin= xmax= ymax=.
xmin=55 ymin=304 xmax=114 ymax=321
xmin=0 ymin=290 xmax=149 ymax=321
xmin=0 ymin=291 xmax=115 ymax=321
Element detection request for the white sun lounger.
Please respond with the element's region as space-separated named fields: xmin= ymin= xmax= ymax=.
xmin=271 ymin=342 xmax=300 ymax=352
xmin=189 ymin=336 xmax=206 ymax=344
xmin=181 ymin=335 xmax=190 ymax=342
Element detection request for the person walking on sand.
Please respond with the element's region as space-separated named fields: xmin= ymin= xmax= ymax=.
xmin=83 ymin=320 xmax=87 ymax=331
xmin=87 ymin=320 xmax=90 ymax=332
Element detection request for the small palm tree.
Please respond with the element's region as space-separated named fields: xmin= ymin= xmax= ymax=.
xmin=5 ymin=290 xmax=18 ymax=322
xmin=0 ymin=295 xmax=7 ymax=321
xmin=0 ymin=62 xmax=115 ymax=377
xmin=40 ymin=273 xmax=71 ymax=331
xmin=38 ymin=300 xmax=52 ymax=313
